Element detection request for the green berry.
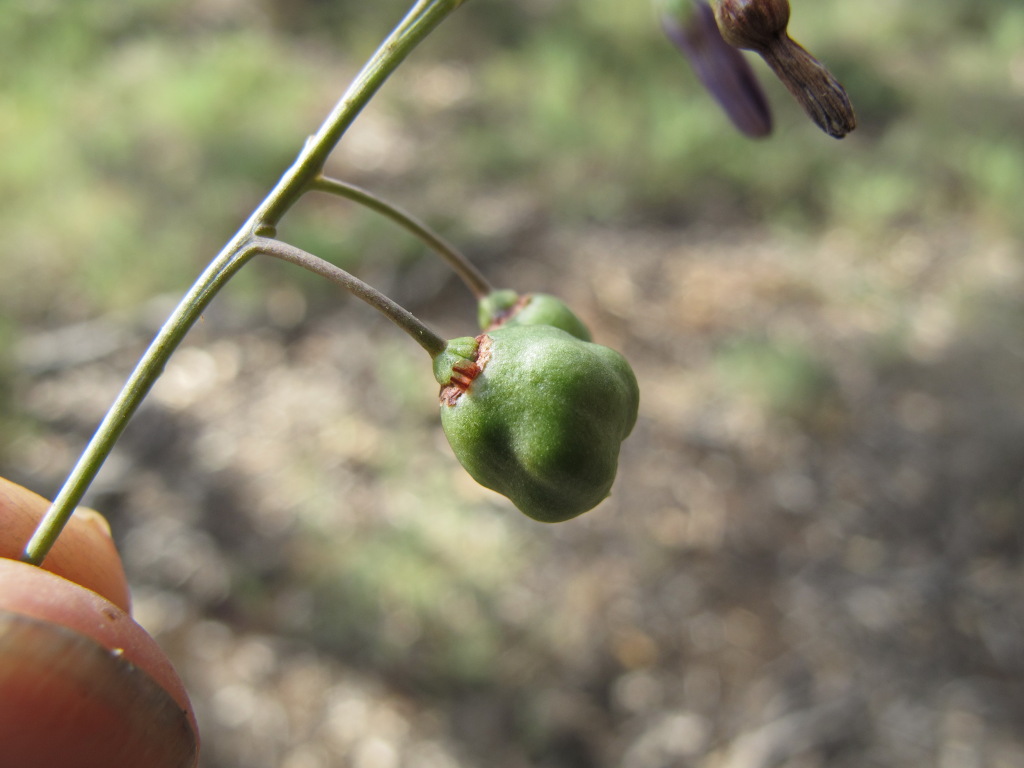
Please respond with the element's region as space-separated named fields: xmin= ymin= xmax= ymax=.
xmin=478 ymin=289 xmax=592 ymax=342
xmin=434 ymin=324 xmax=639 ymax=523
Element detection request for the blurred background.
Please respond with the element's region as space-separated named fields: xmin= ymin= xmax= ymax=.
xmin=2 ymin=0 xmax=1024 ymax=765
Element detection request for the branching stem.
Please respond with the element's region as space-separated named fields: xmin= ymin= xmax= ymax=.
xmin=22 ymin=0 xmax=465 ymax=566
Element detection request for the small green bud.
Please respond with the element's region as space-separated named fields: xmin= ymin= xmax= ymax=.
xmin=478 ymin=290 xmax=592 ymax=342
xmin=434 ymin=325 xmax=639 ymax=523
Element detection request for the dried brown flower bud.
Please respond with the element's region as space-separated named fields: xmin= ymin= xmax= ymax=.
xmin=715 ymin=0 xmax=790 ymax=49
xmin=714 ymin=0 xmax=856 ymax=139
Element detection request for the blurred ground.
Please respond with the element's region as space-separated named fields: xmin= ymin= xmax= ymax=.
xmin=3 ymin=1 xmax=1024 ymax=766
xmin=7 ymin=219 xmax=1024 ymax=767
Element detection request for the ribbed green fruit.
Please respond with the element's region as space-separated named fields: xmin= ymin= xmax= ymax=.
xmin=434 ymin=324 xmax=639 ymax=522
xmin=478 ymin=289 xmax=592 ymax=341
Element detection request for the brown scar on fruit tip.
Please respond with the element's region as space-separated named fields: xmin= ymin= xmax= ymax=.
xmin=486 ymin=294 xmax=533 ymax=332
xmin=439 ymin=334 xmax=493 ymax=406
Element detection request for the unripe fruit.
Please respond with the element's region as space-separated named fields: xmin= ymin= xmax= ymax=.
xmin=434 ymin=325 xmax=639 ymax=523
xmin=478 ymin=289 xmax=592 ymax=341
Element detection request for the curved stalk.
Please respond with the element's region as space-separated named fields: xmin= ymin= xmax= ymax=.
xmin=310 ymin=175 xmax=493 ymax=299
xmin=23 ymin=0 xmax=466 ymax=566
xmin=254 ymin=237 xmax=447 ymax=357
xmin=21 ymin=244 xmax=261 ymax=564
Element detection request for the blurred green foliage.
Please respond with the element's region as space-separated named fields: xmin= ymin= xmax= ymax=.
xmin=2 ymin=0 xmax=1021 ymax=324
xmin=3 ymin=0 xmax=1021 ymax=519
xmin=715 ymin=337 xmax=834 ymax=420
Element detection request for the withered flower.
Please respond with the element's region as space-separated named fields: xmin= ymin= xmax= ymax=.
xmin=714 ymin=0 xmax=856 ymax=138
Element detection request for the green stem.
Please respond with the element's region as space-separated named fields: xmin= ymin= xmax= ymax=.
xmin=22 ymin=0 xmax=465 ymax=566
xmin=311 ymin=175 xmax=493 ymax=299
xmin=20 ymin=244 xmax=260 ymax=564
xmin=259 ymin=0 xmax=463 ymax=228
xmin=255 ymin=237 xmax=447 ymax=357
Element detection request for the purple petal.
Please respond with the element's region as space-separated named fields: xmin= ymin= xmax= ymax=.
xmin=662 ymin=0 xmax=773 ymax=138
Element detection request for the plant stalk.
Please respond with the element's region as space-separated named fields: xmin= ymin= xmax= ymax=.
xmin=23 ymin=0 xmax=465 ymax=566
xmin=254 ymin=237 xmax=447 ymax=357
xmin=311 ymin=175 xmax=493 ymax=298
